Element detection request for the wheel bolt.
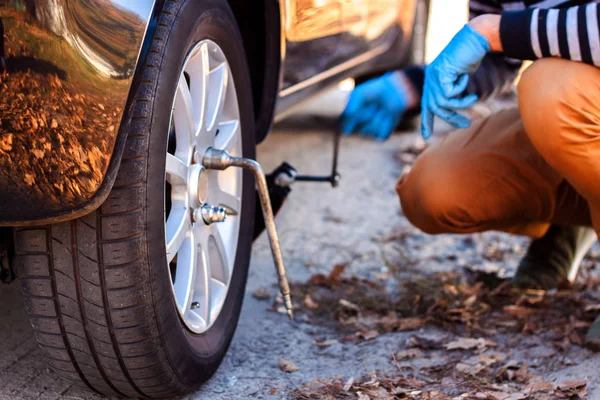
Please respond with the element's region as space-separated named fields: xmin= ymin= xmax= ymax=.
xmin=195 ymin=204 xmax=227 ymax=225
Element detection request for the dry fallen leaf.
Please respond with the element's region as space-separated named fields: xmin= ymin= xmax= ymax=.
xmin=357 ymin=330 xmax=379 ymax=341
xmin=555 ymin=379 xmax=587 ymax=399
xmin=308 ymin=263 xmax=347 ymax=288
xmin=445 ymin=337 xmax=497 ymax=351
xmin=407 ymin=334 xmax=444 ymax=350
xmin=0 ymin=134 xmax=12 ymax=152
xmin=525 ymin=376 xmax=553 ymax=392
xmin=32 ymin=149 xmax=45 ymax=159
xmin=495 ymin=359 xmax=520 ymax=380
xmin=464 ymin=294 xmax=477 ymax=307
xmin=503 ymin=305 xmax=536 ymax=317
xmin=394 ymin=348 xmax=423 ymax=360
xmin=585 ymin=304 xmax=600 ymax=312
xmin=24 ymin=173 xmax=35 ymax=186
xmin=513 ymin=364 xmax=532 ymax=383
xmin=555 ymin=336 xmax=571 ymax=352
xmin=485 ymin=390 xmax=528 ymax=400
xmin=456 ymin=361 xmax=487 ymax=376
xmin=356 ymin=392 xmax=369 ymax=400
xmin=328 ymin=263 xmax=347 ymax=281
xmin=312 ymin=339 xmax=336 ymax=348
xmin=557 ymin=379 xmax=586 ymax=391
xmin=343 ymin=377 xmax=354 ymax=392
xmin=339 ymin=299 xmax=360 ymax=312
xmin=278 ymin=357 xmax=300 ymax=373
xmin=456 ymin=352 xmax=507 ymax=376
xmin=304 ymin=295 xmax=319 ymax=309
xmin=253 ymin=287 xmax=271 ymax=300
xmin=395 ymin=317 xmax=428 ymax=332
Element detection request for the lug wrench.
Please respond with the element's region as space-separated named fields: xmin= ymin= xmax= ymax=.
xmin=294 ymin=128 xmax=341 ymax=187
xmin=202 ymin=148 xmax=294 ymax=320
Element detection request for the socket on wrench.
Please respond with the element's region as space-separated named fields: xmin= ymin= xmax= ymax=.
xmin=202 ymin=148 xmax=294 ymax=320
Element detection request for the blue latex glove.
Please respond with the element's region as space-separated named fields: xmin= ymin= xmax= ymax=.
xmin=421 ymin=24 xmax=490 ymax=140
xmin=340 ymin=72 xmax=411 ymax=141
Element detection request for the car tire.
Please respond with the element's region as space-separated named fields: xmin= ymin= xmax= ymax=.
xmin=14 ymin=0 xmax=256 ymax=398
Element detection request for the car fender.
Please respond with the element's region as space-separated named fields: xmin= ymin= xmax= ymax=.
xmin=0 ymin=0 xmax=160 ymax=225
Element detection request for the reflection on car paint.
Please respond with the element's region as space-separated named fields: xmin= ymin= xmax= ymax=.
xmin=0 ymin=0 xmax=418 ymax=224
xmin=0 ymin=0 xmax=152 ymax=222
xmin=281 ymin=0 xmax=416 ymax=90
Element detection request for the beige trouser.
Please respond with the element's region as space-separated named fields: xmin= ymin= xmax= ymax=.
xmin=397 ymin=58 xmax=600 ymax=238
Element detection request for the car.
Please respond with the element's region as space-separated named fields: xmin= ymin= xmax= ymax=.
xmin=0 ymin=0 xmax=427 ymax=397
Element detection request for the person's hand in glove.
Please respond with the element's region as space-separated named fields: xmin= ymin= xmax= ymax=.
xmin=340 ymin=71 xmax=418 ymax=141
xmin=420 ymin=24 xmax=490 ymax=140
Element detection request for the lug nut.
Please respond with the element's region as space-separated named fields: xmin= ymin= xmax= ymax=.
xmin=193 ymin=150 xmax=201 ymax=164
xmin=195 ymin=204 xmax=227 ymax=225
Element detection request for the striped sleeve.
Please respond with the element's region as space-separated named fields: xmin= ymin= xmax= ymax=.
xmin=500 ymin=4 xmax=600 ymax=65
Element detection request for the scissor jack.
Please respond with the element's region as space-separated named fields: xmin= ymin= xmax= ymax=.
xmin=202 ymin=130 xmax=341 ymax=320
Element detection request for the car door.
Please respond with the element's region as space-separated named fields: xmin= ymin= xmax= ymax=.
xmin=337 ymin=0 xmax=369 ymax=61
xmin=366 ymin=0 xmax=408 ymax=50
xmin=280 ymin=0 xmax=344 ymax=91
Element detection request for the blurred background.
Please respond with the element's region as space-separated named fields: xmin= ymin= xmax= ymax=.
xmin=293 ymin=0 xmax=469 ymax=118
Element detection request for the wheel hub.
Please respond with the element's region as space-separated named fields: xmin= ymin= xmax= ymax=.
xmin=188 ymin=164 xmax=209 ymax=206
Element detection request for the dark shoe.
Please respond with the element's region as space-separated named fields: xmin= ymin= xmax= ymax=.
xmin=512 ymin=225 xmax=596 ymax=290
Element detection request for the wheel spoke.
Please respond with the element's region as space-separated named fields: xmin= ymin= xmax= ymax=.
xmin=218 ymin=189 xmax=241 ymax=216
xmin=165 ymin=153 xmax=188 ymax=185
xmin=186 ymin=42 xmax=209 ymax=137
xmin=192 ymin=226 xmax=211 ymax=325
xmin=208 ymin=174 xmax=241 ymax=215
xmin=214 ymin=120 xmax=239 ymax=151
xmin=173 ymin=75 xmax=195 ymax=154
xmin=210 ymin=224 xmax=230 ymax=283
xmin=172 ymin=230 xmax=196 ymax=314
xmin=205 ymin=63 xmax=227 ymax=132
xmin=166 ymin=205 xmax=190 ymax=264
xmin=210 ymin=279 xmax=227 ymax=313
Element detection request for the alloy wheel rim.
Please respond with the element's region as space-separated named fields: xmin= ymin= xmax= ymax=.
xmin=164 ymin=40 xmax=243 ymax=334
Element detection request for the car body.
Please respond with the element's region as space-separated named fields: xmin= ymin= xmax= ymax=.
xmin=0 ymin=0 xmax=418 ymax=226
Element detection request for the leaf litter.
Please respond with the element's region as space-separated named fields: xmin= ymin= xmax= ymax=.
xmin=278 ymin=260 xmax=597 ymax=398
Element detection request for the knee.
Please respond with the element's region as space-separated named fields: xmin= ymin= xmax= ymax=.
xmin=518 ymin=59 xmax=596 ymax=157
xmin=396 ymin=155 xmax=474 ymax=234
xmin=518 ymin=59 xmax=573 ymax=104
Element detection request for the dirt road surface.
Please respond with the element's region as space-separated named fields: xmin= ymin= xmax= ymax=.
xmin=1 ymin=115 xmax=600 ymax=399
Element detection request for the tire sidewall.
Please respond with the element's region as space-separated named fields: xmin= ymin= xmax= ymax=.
xmin=145 ymin=0 xmax=255 ymax=386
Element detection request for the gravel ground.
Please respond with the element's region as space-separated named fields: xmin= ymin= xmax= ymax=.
xmin=1 ymin=115 xmax=600 ymax=399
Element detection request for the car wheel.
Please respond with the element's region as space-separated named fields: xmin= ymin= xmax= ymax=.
xmin=14 ymin=0 xmax=255 ymax=397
